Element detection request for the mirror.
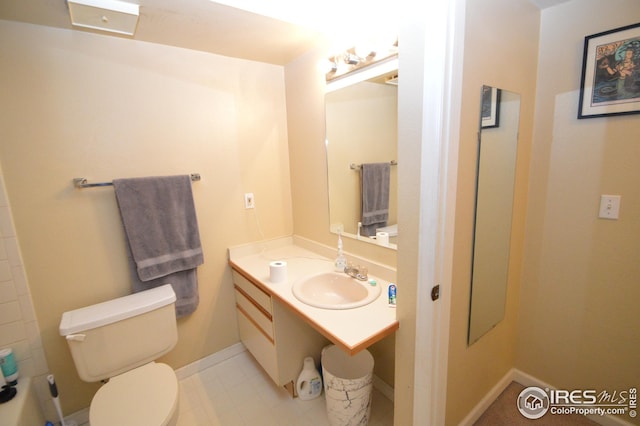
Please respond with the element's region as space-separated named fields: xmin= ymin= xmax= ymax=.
xmin=325 ymin=59 xmax=398 ymax=249
xmin=468 ymin=86 xmax=520 ymax=345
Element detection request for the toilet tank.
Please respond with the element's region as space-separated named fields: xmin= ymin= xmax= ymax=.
xmin=59 ymin=284 xmax=178 ymax=383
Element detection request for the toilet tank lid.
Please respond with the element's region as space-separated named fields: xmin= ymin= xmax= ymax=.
xmin=59 ymin=284 xmax=176 ymax=336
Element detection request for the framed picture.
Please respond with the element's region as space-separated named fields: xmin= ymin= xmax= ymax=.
xmin=578 ymin=22 xmax=640 ymax=119
xmin=481 ymin=85 xmax=501 ymax=128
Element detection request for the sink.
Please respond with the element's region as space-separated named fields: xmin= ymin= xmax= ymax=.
xmin=292 ymin=272 xmax=381 ymax=310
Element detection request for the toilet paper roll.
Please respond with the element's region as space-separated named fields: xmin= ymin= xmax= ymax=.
xmin=269 ymin=261 xmax=287 ymax=283
xmin=376 ymin=231 xmax=390 ymax=246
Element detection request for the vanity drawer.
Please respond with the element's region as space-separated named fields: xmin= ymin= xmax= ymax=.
xmin=232 ymin=270 xmax=272 ymax=314
xmin=236 ymin=307 xmax=278 ymax=383
xmin=234 ymin=289 xmax=273 ymax=340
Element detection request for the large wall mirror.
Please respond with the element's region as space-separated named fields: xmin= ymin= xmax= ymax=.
xmin=325 ymin=58 xmax=398 ymax=249
xmin=468 ymin=85 xmax=520 ymax=345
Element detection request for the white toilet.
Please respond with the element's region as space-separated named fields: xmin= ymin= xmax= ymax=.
xmin=59 ymin=284 xmax=180 ymax=426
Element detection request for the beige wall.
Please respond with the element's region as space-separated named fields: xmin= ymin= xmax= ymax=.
xmin=0 ymin=20 xmax=293 ymax=413
xmin=445 ymin=0 xmax=539 ymax=424
xmin=518 ymin=2 xmax=640 ymax=425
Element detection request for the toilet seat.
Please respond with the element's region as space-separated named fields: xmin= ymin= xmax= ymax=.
xmin=90 ymin=362 xmax=179 ymax=426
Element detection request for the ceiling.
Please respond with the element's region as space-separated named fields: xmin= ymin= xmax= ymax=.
xmin=0 ymin=0 xmax=573 ymax=66
xmin=528 ymin=0 xmax=572 ymax=9
xmin=0 ymin=0 xmax=327 ymax=65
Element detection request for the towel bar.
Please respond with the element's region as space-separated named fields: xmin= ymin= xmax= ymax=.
xmin=349 ymin=160 xmax=397 ymax=171
xmin=73 ymin=173 xmax=201 ymax=188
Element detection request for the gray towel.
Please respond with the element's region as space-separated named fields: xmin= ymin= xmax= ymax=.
xmin=125 ymin=247 xmax=199 ymax=318
xmin=360 ymin=163 xmax=390 ymax=237
xmin=114 ymin=175 xmax=203 ymax=317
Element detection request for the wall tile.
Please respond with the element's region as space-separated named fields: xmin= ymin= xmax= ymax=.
xmin=0 ymin=206 xmax=14 ymax=238
xmin=11 ymin=266 xmax=28 ymax=296
xmin=0 ymin=301 xmax=22 ymax=324
xmin=16 ymin=355 xmax=35 ymax=378
xmin=0 ymin=281 xmax=17 ymax=303
xmin=0 ymin=260 xmax=11 ymax=281
xmin=10 ymin=339 xmax=30 ymax=361
xmin=0 ymin=178 xmax=7 ymax=207
xmin=24 ymin=320 xmax=43 ymax=350
xmin=0 ymin=321 xmax=27 ymax=346
xmin=19 ymin=294 xmax=36 ymax=322
xmin=31 ymin=347 xmax=49 ymax=376
xmin=4 ymin=237 xmax=22 ymax=266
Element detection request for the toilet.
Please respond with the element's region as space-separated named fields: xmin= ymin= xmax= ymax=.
xmin=59 ymin=284 xmax=179 ymax=426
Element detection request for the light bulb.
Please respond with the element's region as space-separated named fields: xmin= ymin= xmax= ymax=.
xmin=354 ymin=43 xmax=375 ymax=59
xmin=321 ymin=58 xmax=338 ymax=74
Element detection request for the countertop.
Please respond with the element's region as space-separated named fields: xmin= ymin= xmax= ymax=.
xmin=228 ymin=237 xmax=399 ymax=355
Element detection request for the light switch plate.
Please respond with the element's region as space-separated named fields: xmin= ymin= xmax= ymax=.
xmin=598 ymin=195 xmax=621 ymax=219
xmin=244 ymin=193 xmax=255 ymax=209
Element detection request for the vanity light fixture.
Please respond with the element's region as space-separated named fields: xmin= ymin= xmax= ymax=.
xmin=326 ymin=39 xmax=398 ymax=82
xmin=385 ymin=74 xmax=399 ymax=86
xmin=67 ymin=0 xmax=140 ymax=36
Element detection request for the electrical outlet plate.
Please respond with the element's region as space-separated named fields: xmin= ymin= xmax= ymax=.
xmin=244 ymin=193 xmax=255 ymax=209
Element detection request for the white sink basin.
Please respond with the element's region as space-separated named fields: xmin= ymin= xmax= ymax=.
xmin=292 ymin=272 xmax=381 ymax=310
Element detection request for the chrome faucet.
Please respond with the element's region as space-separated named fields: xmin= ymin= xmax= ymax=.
xmin=344 ymin=262 xmax=368 ymax=281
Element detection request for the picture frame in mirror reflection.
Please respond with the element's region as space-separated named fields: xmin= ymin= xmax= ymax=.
xmin=578 ymin=22 xmax=640 ymax=119
xmin=481 ymin=85 xmax=501 ymax=128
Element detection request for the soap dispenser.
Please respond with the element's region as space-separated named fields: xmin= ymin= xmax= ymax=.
xmin=335 ymin=232 xmax=347 ymax=272
xmin=296 ymin=357 xmax=322 ymax=400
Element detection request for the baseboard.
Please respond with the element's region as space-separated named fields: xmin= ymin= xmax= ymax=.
xmin=458 ymin=368 xmax=516 ymax=426
xmin=174 ymin=342 xmax=246 ymax=380
xmin=459 ymin=368 xmax=635 ymax=426
xmin=373 ymin=375 xmax=395 ymax=402
xmin=65 ymin=406 xmax=90 ymax=426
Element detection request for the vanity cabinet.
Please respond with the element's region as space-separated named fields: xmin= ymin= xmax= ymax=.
xmin=232 ymin=269 xmax=329 ymax=396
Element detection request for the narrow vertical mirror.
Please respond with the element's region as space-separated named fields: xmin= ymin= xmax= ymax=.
xmin=468 ymin=86 xmax=520 ymax=345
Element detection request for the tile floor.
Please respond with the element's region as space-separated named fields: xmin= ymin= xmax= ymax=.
xmin=75 ymin=349 xmax=393 ymax=426
xmin=176 ymin=350 xmax=394 ymax=426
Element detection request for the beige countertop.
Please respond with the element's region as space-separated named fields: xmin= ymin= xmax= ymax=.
xmin=228 ymin=236 xmax=399 ymax=355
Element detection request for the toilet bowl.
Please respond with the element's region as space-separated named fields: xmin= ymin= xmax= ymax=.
xmin=90 ymin=362 xmax=179 ymax=426
xmin=59 ymin=285 xmax=180 ymax=426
